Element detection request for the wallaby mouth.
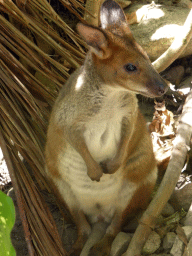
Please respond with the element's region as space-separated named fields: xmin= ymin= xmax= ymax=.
xmin=146 ymin=76 xmax=168 ymax=98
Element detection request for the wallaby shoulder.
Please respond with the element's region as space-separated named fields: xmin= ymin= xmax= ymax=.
xmin=56 ymin=53 xmax=103 ymax=100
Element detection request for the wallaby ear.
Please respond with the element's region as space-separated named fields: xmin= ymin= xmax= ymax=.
xmin=77 ymin=23 xmax=110 ymax=59
xmin=100 ymin=0 xmax=127 ymax=29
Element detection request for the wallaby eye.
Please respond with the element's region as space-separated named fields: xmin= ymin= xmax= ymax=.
xmin=124 ymin=63 xmax=137 ymax=72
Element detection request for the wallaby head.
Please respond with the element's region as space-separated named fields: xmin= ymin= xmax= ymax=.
xmin=77 ymin=0 xmax=168 ymax=97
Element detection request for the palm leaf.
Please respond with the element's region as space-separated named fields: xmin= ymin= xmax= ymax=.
xmin=0 ymin=0 xmax=87 ymax=255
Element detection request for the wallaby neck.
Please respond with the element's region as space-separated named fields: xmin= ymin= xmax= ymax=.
xmin=80 ymin=52 xmax=106 ymax=91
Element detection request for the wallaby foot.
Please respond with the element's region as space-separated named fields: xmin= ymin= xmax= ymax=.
xmin=87 ymin=234 xmax=114 ymax=256
xmin=80 ymin=222 xmax=108 ymax=256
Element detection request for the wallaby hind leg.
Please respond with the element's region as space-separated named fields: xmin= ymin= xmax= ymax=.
xmin=86 ymin=180 xmax=156 ymax=256
xmin=87 ymin=211 xmax=123 ymax=256
xmin=80 ymin=222 xmax=108 ymax=256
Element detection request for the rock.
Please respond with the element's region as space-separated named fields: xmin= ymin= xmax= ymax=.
xmin=125 ymin=4 xmax=192 ymax=61
xmin=184 ymin=203 xmax=192 ymax=226
xmin=183 ymin=226 xmax=192 ymax=240
xmin=169 ymin=183 xmax=192 ymax=211
xmin=110 ymin=232 xmax=132 ymax=256
xmin=170 ymin=226 xmax=192 ymax=256
xmin=178 ymin=75 xmax=192 ymax=95
xmin=188 ymin=237 xmax=192 ymax=255
xmin=178 ymin=0 xmax=192 ymax=9
xmin=170 ymin=236 xmax=184 ymax=256
xmin=163 ymin=232 xmax=177 ymax=250
xmin=142 ymin=231 xmax=161 ymax=255
xmin=161 ymin=203 xmax=175 ymax=217
xmin=80 ymin=222 xmax=108 ymax=256
xmin=163 ymin=66 xmax=185 ymax=87
xmin=156 ymin=226 xmax=171 ymax=239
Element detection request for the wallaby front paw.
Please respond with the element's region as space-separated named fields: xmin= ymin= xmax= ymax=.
xmin=87 ymin=165 xmax=103 ymax=182
xmin=106 ymin=158 xmax=122 ymax=174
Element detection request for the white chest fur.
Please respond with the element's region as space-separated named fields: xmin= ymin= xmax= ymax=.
xmin=83 ymin=89 xmax=135 ymax=163
xmin=57 ymin=145 xmax=138 ymax=223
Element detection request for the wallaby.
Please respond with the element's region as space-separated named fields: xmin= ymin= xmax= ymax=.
xmin=45 ymin=0 xmax=168 ymax=255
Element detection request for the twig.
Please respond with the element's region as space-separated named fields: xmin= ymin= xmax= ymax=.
xmin=124 ymin=91 xmax=192 ymax=256
xmin=0 ymin=129 xmax=34 ymax=256
xmin=152 ymin=9 xmax=192 ymax=73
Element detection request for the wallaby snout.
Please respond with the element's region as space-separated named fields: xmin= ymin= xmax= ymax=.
xmin=153 ymin=78 xmax=168 ymax=97
xmin=145 ymin=71 xmax=168 ymax=98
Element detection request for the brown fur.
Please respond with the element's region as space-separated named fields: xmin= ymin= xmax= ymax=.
xmin=45 ymin=1 xmax=167 ymax=255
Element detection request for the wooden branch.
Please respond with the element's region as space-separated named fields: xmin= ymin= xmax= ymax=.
xmin=84 ymin=0 xmax=103 ymax=26
xmin=152 ymin=9 xmax=192 ymax=73
xmin=0 ymin=129 xmax=34 ymax=256
xmin=124 ymin=91 xmax=192 ymax=256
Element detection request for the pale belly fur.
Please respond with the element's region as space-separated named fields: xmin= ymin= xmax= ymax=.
xmin=53 ymin=90 xmax=140 ymax=223
xmin=55 ymin=144 xmax=138 ymax=224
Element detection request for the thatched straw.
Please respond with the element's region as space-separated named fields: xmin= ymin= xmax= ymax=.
xmin=0 ymin=0 xmax=87 ymax=255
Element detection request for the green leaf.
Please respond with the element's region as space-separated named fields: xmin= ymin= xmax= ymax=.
xmin=0 ymin=190 xmax=16 ymax=256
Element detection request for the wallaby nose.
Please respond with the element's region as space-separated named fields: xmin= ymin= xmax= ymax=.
xmin=146 ymin=71 xmax=168 ymax=98
xmin=153 ymin=77 xmax=168 ymax=97
xmin=156 ymin=82 xmax=167 ymax=96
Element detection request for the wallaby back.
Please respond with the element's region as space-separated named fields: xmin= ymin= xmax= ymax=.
xmin=45 ymin=0 xmax=167 ymax=255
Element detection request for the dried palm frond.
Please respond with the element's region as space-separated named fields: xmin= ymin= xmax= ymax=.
xmin=0 ymin=0 xmax=87 ymax=255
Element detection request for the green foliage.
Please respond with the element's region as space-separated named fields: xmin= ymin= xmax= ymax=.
xmin=0 ymin=190 xmax=16 ymax=256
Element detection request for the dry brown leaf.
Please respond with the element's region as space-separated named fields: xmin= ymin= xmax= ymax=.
xmin=183 ymin=245 xmax=190 ymax=256
xmin=149 ymin=101 xmax=176 ymax=172
xmin=0 ymin=0 xmax=87 ymax=255
xmin=149 ymin=100 xmax=175 ymax=136
xmin=176 ymin=225 xmax=188 ymax=246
